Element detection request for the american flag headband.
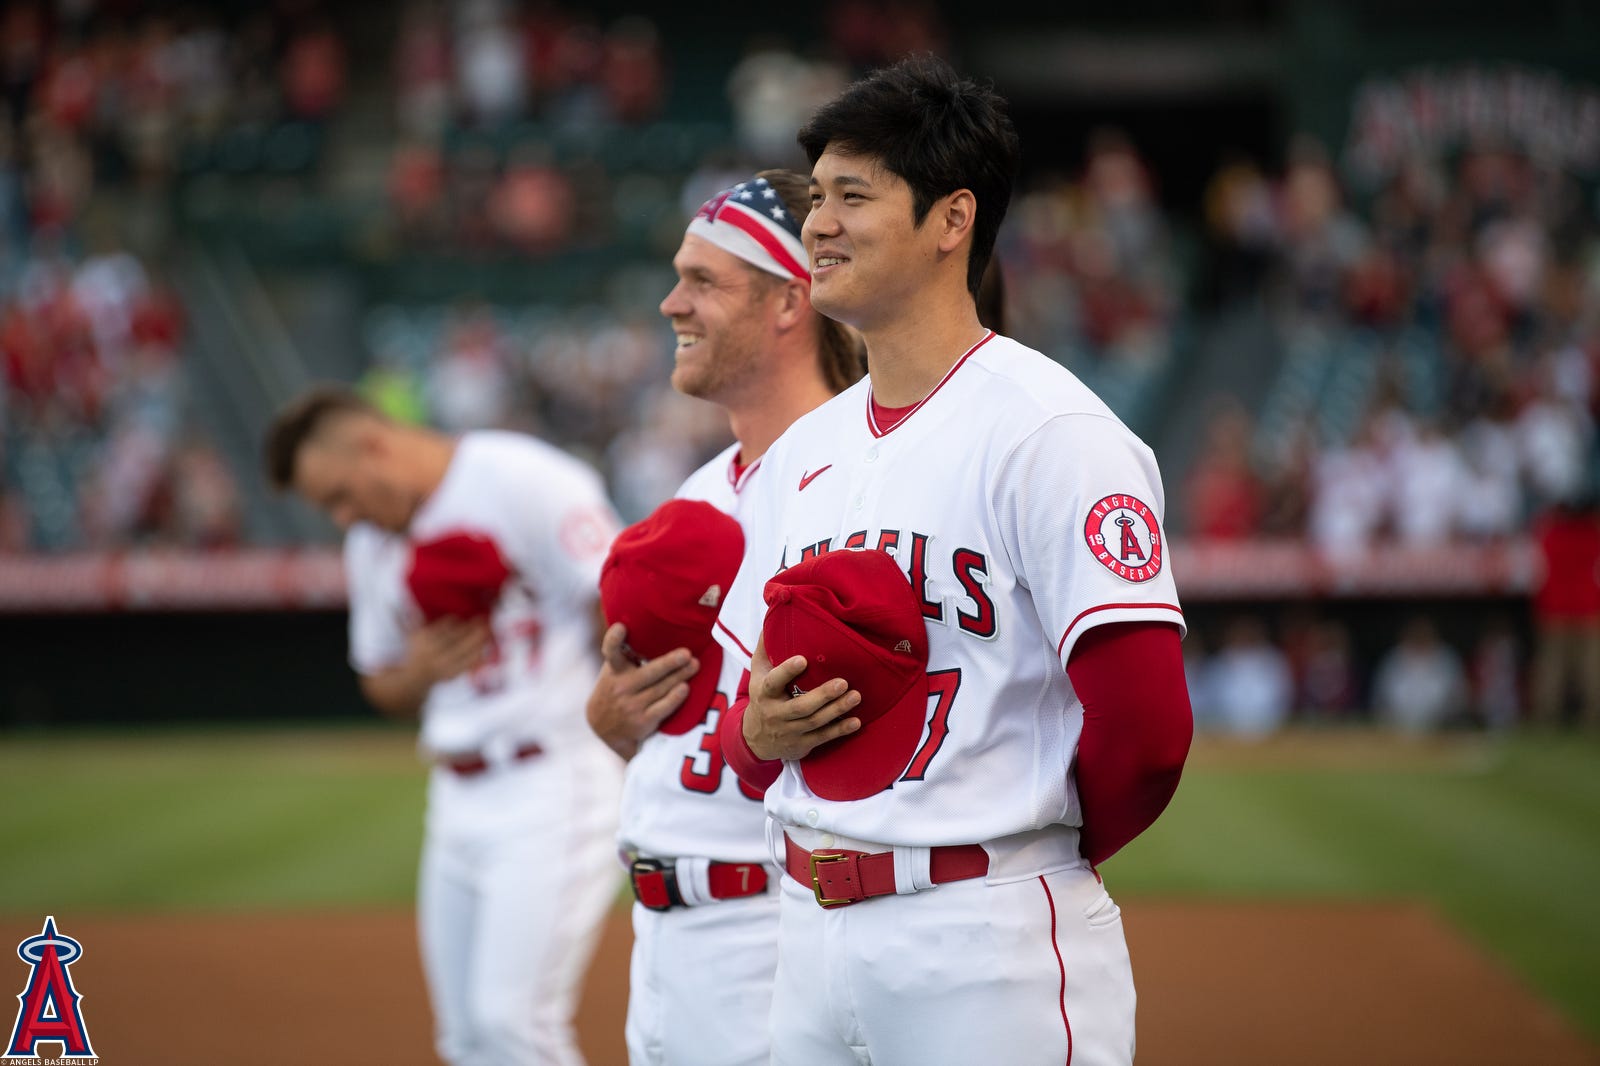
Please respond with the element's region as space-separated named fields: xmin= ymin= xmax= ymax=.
xmin=687 ymin=178 xmax=810 ymax=284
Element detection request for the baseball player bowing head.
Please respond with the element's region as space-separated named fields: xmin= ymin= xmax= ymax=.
xmin=585 ymin=170 xmax=863 ymax=1066
xmin=712 ymin=56 xmax=1194 ymax=1066
xmin=265 ymin=389 xmax=624 ymax=1066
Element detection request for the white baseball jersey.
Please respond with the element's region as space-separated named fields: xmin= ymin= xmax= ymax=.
xmin=346 ymin=430 xmax=620 ymax=755
xmin=715 ymin=332 xmax=1185 ymax=868
xmin=618 ymin=441 xmax=771 ymax=863
xmin=344 ymin=430 xmax=624 ymax=1066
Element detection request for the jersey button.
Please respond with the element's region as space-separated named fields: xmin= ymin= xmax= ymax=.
xmin=852 ymin=495 xmax=864 ymax=511
xmin=805 ymin=809 xmax=821 ymax=827
xmin=864 ymin=446 xmax=879 ymax=463
xmin=819 ymin=833 xmax=836 ymax=848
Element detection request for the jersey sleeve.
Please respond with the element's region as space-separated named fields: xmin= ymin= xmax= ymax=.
xmin=499 ymin=453 xmax=621 ymax=610
xmin=993 ymin=413 xmax=1185 ymax=669
xmin=345 ymin=529 xmax=407 ymax=676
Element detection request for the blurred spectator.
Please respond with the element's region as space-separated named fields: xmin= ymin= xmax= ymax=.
xmin=455 ymin=0 xmax=527 ymax=128
xmin=1456 ymin=398 xmax=1524 ymax=539
xmin=1308 ymin=414 xmax=1390 ymax=557
xmin=389 ymin=140 xmax=448 ymax=242
xmin=1298 ymin=618 xmax=1360 ymax=720
xmin=1003 ymin=132 xmax=1178 ymax=375
xmin=1516 ymin=358 xmax=1593 ymax=508
xmin=1257 ymin=423 xmax=1315 ymax=538
xmin=1201 ymin=157 xmax=1277 ymax=306
xmin=428 ymin=304 xmax=511 ymax=431
xmin=1184 ymin=401 xmax=1264 ymax=539
xmin=1389 ymin=419 xmax=1466 ymax=545
xmin=601 ymin=16 xmax=664 ymax=124
xmin=282 ymin=15 xmax=346 ymax=123
xmin=1371 ymin=616 xmax=1469 ymax=733
xmin=542 ymin=18 xmax=606 ymax=127
xmin=1528 ymin=496 xmax=1600 ymax=728
xmin=825 ymin=0 xmax=947 ymax=70
xmin=79 ymin=422 xmax=170 ymax=547
xmin=1198 ymin=617 xmax=1294 ymax=738
xmin=489 ymin=144 xmax=574 ymax=253
xmin=1471 ymin=616 xmax=1522 ymax=732
xmin=446 ymin=138 xmax=499 ymax=249
xmin=1278 ymin=137 xmax=1367 ymax=321
xmin=395 ymin=1 xmax=453 ymax=140
xmin=1 ymin=4 xmax=48 ymax=134
xmin=169 ymin=439 xmax=243 ymax=548
xmin=727 ymin=42 xmax=845 ymax=166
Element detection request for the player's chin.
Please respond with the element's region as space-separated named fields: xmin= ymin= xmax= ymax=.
xmin=669 ymin=361 xmax=714 ymax=399
xmin=808 ymin=283 xmax=859 ymax=325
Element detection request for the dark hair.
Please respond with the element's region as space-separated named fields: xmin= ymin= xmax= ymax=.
xmin=262 ymin=385 xmax=381 ymax=490
xmin=797 ymin=54 xmax=1020 ymax=298
xmin=758 ymin=168 xmax=866 ymax=392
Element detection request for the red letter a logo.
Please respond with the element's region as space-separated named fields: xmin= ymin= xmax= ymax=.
xmin=6 ymin=916 xmax=95 ymax=1059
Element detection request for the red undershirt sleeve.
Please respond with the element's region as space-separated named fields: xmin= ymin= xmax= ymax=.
xmin=1066 ymin=620 xmax=1193 ymax=867
xmin=718 ymin=668 xmax=783 ymax=792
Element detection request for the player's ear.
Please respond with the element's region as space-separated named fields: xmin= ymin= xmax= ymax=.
xmin=936 ymin=189 xmax=976 ymax=254
xmin=773 ymin=278 xmax=810 ymax=332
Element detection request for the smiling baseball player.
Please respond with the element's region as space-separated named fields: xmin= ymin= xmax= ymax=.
xmin=713 ymin=57 xmax=1194 ymax=1065
xmin=584 ymin=171 xmax=863 ymax=1066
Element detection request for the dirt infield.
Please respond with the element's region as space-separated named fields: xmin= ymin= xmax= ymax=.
xmin=12 ymin=901 xmax=1596 ymax=1066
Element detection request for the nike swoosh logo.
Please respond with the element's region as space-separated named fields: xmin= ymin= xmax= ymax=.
xmin=798 ymin=465 xmax=833 ymax=491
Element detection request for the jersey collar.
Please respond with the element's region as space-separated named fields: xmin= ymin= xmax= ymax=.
xmin=864 ymin=331 xmax=996 ymax=439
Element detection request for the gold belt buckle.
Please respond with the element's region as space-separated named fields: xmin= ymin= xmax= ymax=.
xmin=809 ymin=851 xmax=855 ymax=907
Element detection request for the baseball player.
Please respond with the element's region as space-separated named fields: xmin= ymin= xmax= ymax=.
xmin=583 ymin=171 xmax=862 ymax=1066
xmin=264 ymin=389 xmax=624 ymax=1066
xmin=713 ymin=56 xmax=1194 ymax=1065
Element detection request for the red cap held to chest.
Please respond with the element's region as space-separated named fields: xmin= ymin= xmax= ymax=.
xmin=407 ymin=531 xmax=513 ymax=622
xmin=600 ymin=499 xmax=745 ymax=735
xmin=762 ymin=548 xmax=930 ymax=801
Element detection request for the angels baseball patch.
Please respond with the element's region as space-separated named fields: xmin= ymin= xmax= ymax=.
xmin=1083 ymin=494 xmax=1164 ymax=583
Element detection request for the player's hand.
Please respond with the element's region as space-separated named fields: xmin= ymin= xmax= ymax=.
xmin=586 ymin=623 xmax=699 ymax=760
xmin=743 ymin=635 xmax=860 ymax=762
xmin=407 ymin=617 xmax=493 ymax=684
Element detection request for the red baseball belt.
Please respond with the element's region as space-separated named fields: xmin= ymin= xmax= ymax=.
xmin=439 ymin=741 xmax=545 ymax=777
xmin=629 ymin=857 xmax=770 ymax=911
xmin=783 ymin=833 xmax=989 ymax=909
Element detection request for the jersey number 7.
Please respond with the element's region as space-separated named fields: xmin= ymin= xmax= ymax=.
xmin=900 ymin=668 xmax=962 ymax=781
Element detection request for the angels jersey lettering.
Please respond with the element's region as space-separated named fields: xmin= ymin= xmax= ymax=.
xmin=715 ymin=333 xmax=1185 ymax=857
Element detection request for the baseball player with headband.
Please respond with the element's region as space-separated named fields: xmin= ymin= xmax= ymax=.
xmin=584 ymin=170 xmax=862 ymax=1066
xmin=713 ymin=55 xmax=1194 ymax=1065
xmin=264 ymin=389 xmax=624 ymax=1066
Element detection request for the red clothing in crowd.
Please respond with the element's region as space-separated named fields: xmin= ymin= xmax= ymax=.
xmin=1533 ymin=506 xmax=1600 ymax=621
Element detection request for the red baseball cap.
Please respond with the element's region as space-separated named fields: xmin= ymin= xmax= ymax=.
xmin=407 ymin=531 xmax=512 ymax=622
xmin=762 ymin=548 xmax=929 ymax=801
xmin=599 ymin=499 xmax=744 ymax=736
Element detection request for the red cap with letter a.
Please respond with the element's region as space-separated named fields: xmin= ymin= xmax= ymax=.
xmin=762 ymin=548 xmax=929 ymax=801
xmin=599 ymin=499 xmax=744 ymax=735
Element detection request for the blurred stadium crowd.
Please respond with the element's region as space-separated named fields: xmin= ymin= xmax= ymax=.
xmin=2 ymin=0 xmax=1598 ymax=731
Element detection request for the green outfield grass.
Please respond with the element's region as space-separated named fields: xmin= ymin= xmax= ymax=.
xmin=0 ymin=727 xmax=427 ymax=911
xmin=1 ymin=726 xmax=1597 ymax=1037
